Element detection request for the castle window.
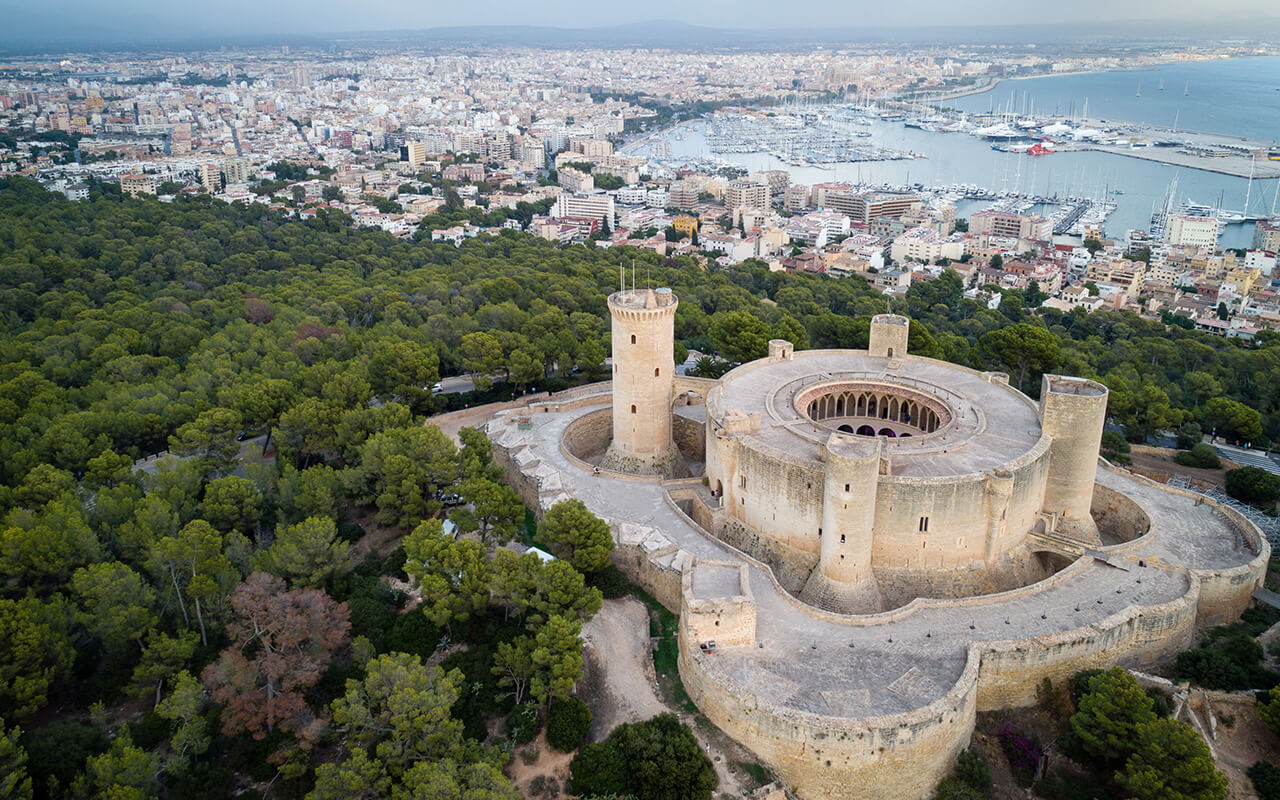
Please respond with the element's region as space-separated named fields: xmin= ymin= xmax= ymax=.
xmin=630 ymin=404 xmax=637 ymax=414
xmin=818 ymin=527 xmax=822 ymax=537
xmin=844 ymin=483 xmax=850 ymax=492
xmin=740 ymin=475 xmax=747 ymax=489
xmin=840 ymin=534 xmax=846 ymax=543
xmin=654 ymin=367 xmax=660 ymax=377
xmin=630 ymin=334 xmax=636 ymax=344
xmin=919 ymin=516 xmax=929 ymax=532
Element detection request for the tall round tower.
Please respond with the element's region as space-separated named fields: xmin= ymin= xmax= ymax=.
xmin=1039 ymin=375 xmax=1109 ymax=543
xmin=800 ymin=433 xmax=884 ymax=614
xmin=600 ymin=287 xmax=683 ymax=477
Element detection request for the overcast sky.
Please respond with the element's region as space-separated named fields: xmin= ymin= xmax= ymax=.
xmin=2 ymin=0 xmax=1277 ymax=46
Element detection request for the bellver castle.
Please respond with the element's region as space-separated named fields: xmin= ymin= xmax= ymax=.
xmin=488 ymin=288 xmax=1268 ymax=800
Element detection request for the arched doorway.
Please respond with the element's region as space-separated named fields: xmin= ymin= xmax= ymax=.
xmin=856 ymin=425 xmax=876 ymax=436
xmin=838 ymin=424 xmax=854 ymax=433
xmin=878 ymin=427 xmax=897 ymax=437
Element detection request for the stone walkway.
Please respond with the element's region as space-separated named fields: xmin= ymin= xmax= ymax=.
xmin=489 ymin=400 xmax=1265 ymax=721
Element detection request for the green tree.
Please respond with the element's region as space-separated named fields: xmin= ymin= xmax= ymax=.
xmin=460 ymin=332 xmax=505 ymax=391
xmin=403 ymin=519 xmax=491 ymax=630
xmin=344 ymin=426 xmax=457 ymax=530
xmin=1 ymin=497 xmax=101 ymax=587
xmin=977 ymin=323 xmax=1060 ymax=393
xmin=1069 ymin=666 xmax=1156 ymax=763
xmin=1225 ymin=466 xmax=1280 ymax=504
xmin=459 ymin=477 xmax=524 ymax=544
xmin=1203 ymin=397 xmax=1264 ymax=444
xmin=367 ymin=339 xmax=439 ymax=410
xmin=0 ymin=597 xmax=73 ymax=718
xmin=149 ymin=520 xmax=236 ymax=646
xmin=708 ymin=311 xmax=771 ymax=364
xmin=155 ymin=670 xmax=211 ymax=766
xmin=530 ymin=615 xmax=584 ymax=706
xmin=200 ymin=476 xmax=263 ymax=533
xmin=169 ymin=408 xmax=242 ymax=477
xmin=492 ymin=635 xmax=537 ymax=705
xmin=256 ymin=516 xmax=350 ymax=588
xmin=1259 ymin=685 xmax=1280 ymax=734
xmin=71 ymin=561 xmax=158 ymax=656
xmin=506 ymin=347 xmax=543 ymax=391
xmin=570 ymin=712 xmax=716 ymax=800
xmin=546 ymin=696 xmax=592 ymax=752
xmin=129 ymin=629 xmax=198 ymax=707
xmin=1116 ymin=717 xmax=1227 ymax=800
xmin=540 ymin=499 xmax=613 ymax=574
xmin=0 ymin=716 xmax=32 ymax=800
xmin=277 ymin=464 xmax=343 ymax=522
xmin=75 ymin=729 xmax=160 ymax=800
xmin=577 ymin=336 xmax=607 ymax=381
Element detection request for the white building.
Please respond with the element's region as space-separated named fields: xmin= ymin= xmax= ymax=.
xmin=1165 ymin=214 xmax=1220 ymax=249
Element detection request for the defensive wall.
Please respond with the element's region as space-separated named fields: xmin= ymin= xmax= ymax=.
xmin=482 ymin=357 xmax=1268 ymax=800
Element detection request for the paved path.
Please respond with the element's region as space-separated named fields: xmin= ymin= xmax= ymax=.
xmin=491 ymin=400 xmax=1264 ymax=722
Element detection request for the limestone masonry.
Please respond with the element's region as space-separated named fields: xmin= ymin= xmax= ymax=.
xmin=487 ymin=293 xmax=1268 ymax=800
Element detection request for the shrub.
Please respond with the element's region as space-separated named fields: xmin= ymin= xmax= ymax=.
xmin=1174 ymin=443 xmax=1220 ymax=469
xmin=506 ymin=703 xmax=541 ymax=745
xmin=1259 ymin=685 xmax=1280 ymax=734
xmin=1225 ymin=466 xmax=1280 ymax=504
xmin=1250 ymin=761 xmax=1280 ymax=800
xmin=997 ymin=721 xmax=1042 ymax=787
xmin=935 ymin=776 xmax=984 ymax=800
xmin=22 ymin=720 xmax=105 ymax=798
xmin=547 ymin=696 xmax=593 ymax=752
xmin=569 ymin=713 xmax=716 ymax=800
xmin=1174 ymin=627 xmax=1275 ymax=691
xmin=1176 ymin=422 xmax=1203 ymax=451
xmin=1101 ymin=431 xmax=1131 ymax=455
xmin=953 ymin=747 xmax=991 ymax=791
xmin=589 ymin=563 xmax=632 ymax=599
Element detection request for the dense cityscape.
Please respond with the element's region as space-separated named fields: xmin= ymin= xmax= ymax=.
xmin=2 ymin=13 xmax=1280 ymax=800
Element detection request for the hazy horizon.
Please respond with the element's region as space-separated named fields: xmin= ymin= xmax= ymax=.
xmin=3 ymin=0 xmax=1280 ymax=52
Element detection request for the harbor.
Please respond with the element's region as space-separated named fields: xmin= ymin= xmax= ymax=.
xmin=622 ymin=103 xmax=1276 ymax=247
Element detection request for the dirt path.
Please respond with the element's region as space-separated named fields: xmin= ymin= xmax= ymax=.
xmin=578 ymin=597 xmax=667 ymax=741
xmin=1126 ymin=445 xmax=1239 ymax=489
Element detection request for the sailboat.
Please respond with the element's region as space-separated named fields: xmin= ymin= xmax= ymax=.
xmin=1136 ymin=81 xmax=1142 ymax=98
xmin=1158 ymin=79 xmax=1164 ymax=92
xmin=1184 ymin=82 xmax=1190 ymax=96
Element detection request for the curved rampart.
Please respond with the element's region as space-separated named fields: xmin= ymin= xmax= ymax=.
xmin=680 ymin=623 xmax=982 ymax=800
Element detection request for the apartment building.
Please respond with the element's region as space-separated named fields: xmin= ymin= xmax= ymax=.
xmin=725 ymin=180 xmax=769 ymax=212
xmin=1165 ymin=214 xmax=1220 ymax=248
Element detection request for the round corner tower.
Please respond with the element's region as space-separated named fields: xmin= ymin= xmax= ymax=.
xmin=600 ymin=287 xmax=683 ymax=477
xmin=1039 ymin=375 xmax=1109 ymax=542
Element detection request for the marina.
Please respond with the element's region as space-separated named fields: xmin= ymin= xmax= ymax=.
xmin=622 ymin=104 xmax=1277 ymax=247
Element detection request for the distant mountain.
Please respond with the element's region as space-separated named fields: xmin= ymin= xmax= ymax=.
xmin=344 ymin=18 xmax=1280 ymax=49
xmin=3 ymin=15 xmax=1280 ymax=56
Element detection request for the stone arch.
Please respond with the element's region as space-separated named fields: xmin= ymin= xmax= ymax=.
xmin=856 ymin=424 xmax=876 ymax=436
xmin=838 ymin=424 xmax=854 ymax=433
xmin=879 ymin=427 xmax=896 ymax=437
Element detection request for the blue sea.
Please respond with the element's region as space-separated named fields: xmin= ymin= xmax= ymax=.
xmin=948 ymin=56 xmax=1280 ymax=142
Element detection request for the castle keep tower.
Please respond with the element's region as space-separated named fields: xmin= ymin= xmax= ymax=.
xmin=868 ymin=313 xmax=910 ymax=358
xmin=600 ymin=288 xmax=682 ymax=477
xmin=1039 ymin=375 xmax=1109 ymax=542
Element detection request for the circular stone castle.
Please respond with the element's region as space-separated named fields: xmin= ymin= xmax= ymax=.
xmin=488 ymin=289 xmax=1269 ymax=800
